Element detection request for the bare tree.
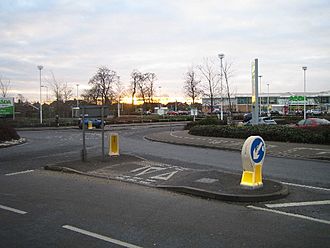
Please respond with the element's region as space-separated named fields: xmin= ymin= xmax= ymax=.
xmin=82 ymin=86 xmax=100 ymax=104
xmin=0 ymin=75 xmax=11 ymax=97
xmin=222 ymin=61 xmax=234 ymax=113
xmin=49 ymin=71 xmax=63 ymax=101
xmin=62 ymin=82 xmax=73 ymax=102
xmin=89 ymin=67 xmax=117 ymax=105
xmin=145 ymin=72 xmax=156 ymax=103
xmin=130 ymin=70 xmax=143 ymax=107
xmin=183 ymin=67 xmax=202 ymax=106
xmin=198 ymin=58 xmax=220 ymax=113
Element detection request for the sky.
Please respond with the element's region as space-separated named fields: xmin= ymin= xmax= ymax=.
xmin=1 ymin=0 xmax=329 ymax=102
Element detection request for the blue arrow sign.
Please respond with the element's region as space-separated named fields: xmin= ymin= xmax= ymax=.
xmin=250 ymin=137 xmax=265 ymax=164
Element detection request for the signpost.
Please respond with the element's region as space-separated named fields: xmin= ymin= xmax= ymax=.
xmin=251 ymin=59 xmax=259 ymax=125
xmin=241 ymin=136 xmax=266 ymax=188
xmin=80 ymin=105 xmax=109 ymax=162
xmin=0 ymin=97 xmax=15 ymax=119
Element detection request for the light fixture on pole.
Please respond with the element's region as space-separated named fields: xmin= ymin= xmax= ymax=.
xmin=259 ymin=75 xmax=262 ymax=115
xmin=76 ymin=84 xmax=79 ymax=107
xmin=267 ymin=83 xmax=270 ymax=116
xmin=218 ymin=53 xmax=224 ymax=120
xmin=37 ymin=65 xmax=43 ymax=124
xmin=302 ymin=66 xmax=307 ymax=120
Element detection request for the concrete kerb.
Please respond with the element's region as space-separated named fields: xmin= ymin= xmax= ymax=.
xmin=144 ymin=135 xmax=241 ymax=153
xmin=157 ymin=182 xmax=289 ymax=203
xmin=0 ymin=138 xmax=27 ymax=149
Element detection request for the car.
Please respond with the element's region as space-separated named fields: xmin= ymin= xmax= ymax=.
xmin=167 ymin=110 xmax=178 ymax=115
xmin=243 ymin=113 xmax=252 ymax=122
xmin=307 ymin=109 xmax=323 ymax=116
xmin=296 ymin=118 xmax=330 ymax=127
xmin=245 ymin=117 xmax=277 ymax=125
xmin=78 ymin=118 xmax=105 ymax=129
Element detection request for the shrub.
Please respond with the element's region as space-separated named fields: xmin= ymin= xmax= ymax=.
xmin=0 ymin=124 xmax=20 ymax=142
xmin=185 ymin=117 xmax=227 ymax=130
xmin=188 ymin=125 xmax=330 ymax=144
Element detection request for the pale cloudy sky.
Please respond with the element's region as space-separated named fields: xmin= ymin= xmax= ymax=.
xmin=1 ymin=0 xmax=329 ymax=101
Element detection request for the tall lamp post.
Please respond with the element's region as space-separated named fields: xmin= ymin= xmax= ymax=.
xmin=37 ymin=65 xmax=43 ymax=124
xmin=76 ymin=84 xmax=79 ymax=107
xmin=259 ymin=75 xmax=262 ymax=115
xmin=302 ymin=66 xmax=307 ymax=120
xmin=218 ymin=53 xmax=224 ymax=120
xmin=267 ymin=83 xmax=270 ymax=116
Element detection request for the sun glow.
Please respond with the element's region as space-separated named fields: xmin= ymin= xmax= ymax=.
xmin=121 ymin=96 xmax=202 ymax=105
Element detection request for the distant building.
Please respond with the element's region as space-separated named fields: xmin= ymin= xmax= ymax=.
xmin=202 ymin=90 xmax=330 ymax=113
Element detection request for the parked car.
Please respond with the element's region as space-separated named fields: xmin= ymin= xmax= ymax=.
xmin=306 ymin=109 xmax=322 ymax=116
xmin=296 ymin=118 xmax=330 ymax=127
xmin=243 ymin=113 xmax=252 ymax=122
xmin=167 ymin=110 xmax=178 ymax=115
xmin=78 ymin=118 xmax=105 ymax=129
xmin=245 ymin=117 xmax=277 ymax=125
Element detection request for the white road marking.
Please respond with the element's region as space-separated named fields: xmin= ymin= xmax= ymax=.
xmin=281 ymin=181 xmax=330 ymax=191
xmin=0 ymin=204 xmax=27 ymax=215
xmin=62 ymin=225 xmax=143 ymax=248
xmin=5 ymin=170 xmax=34 ymax=176
xmin=265 ymin=200 xmax=330 ymax=208
xmin=150 ymin=171 xmax=178 ymax=180
xmin=247 ymin=205 xmax=330 ymax=225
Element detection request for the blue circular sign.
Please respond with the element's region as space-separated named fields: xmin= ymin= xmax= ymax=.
xmin=250 ymin=137 xmax=265 ymax=164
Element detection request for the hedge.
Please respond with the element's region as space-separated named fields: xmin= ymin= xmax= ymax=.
xmin=188 ymin=125 xmax=330 ymax=144
xmin=0 ymin=124 xmax=20 ymax=142
xmin=185 ymin=117 xmax=227 ymax=130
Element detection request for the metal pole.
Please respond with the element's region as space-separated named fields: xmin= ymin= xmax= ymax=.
xmin=259 ymin=75 xmax=262 ymax=115
xmin=76 ymin=84 xmax=79 ymax=107
xmin=267 ymin=83 xmax=270 ymax=116
xmin=37 ymin=65 xmax=43 ymax=124
xmin=82 ymin=107 xmax=86 ymax=161
xmin=218 ymin=53 xmax=224 ymax=121
xmin=101 ymin=106 xmax=105 ymax=161
xmin=302 ymin=66 xmax=307 ymax=120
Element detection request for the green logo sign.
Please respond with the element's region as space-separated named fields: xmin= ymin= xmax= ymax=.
xmin=0 ymin=97 xmax=14 ymax=116
xmin=289 ymin=96 xmax=305 ymax=102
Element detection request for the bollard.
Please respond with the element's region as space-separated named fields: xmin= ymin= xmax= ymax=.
xmin=108 ymin=133 xmax=119 ymax=156
xmin=240 ymin=136 xmax=266 ymax=188
xmin=88 ymin=121 xmax=93 ymax=129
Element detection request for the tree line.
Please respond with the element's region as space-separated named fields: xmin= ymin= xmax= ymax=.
xmin=1 ymin=55 xmax=234 ymax=114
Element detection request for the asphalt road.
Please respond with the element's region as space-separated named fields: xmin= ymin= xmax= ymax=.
xmin=0 ymin=126 xmax=329 ymax=247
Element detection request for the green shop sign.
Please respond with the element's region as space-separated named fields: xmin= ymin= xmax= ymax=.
xmin=0 ymin=97 xmax=14 ymax=116
xmin=289 ymin=96 xmax=305 ymax=102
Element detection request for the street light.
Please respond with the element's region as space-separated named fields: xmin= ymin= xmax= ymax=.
xmin=218 ymin=53 xmax=224 ymax=120
xmin=302 ymin=66 xmax=307 ymax=120
xmin=267 ymin=83 xmax=270 ymax=116
xmin=259 ymin=75 xmax=262 ymax=115
xmin=41 ymin=85 xmax=48 ymax=102
xmin=76 ymin=84 xmax=79 ymax=107
xmin=37 ymin=65 xmax=43 ymax=124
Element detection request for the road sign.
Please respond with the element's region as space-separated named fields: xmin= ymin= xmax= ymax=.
xmin=250 ymin=137 xmax=265 ymax=164
xmin=241 ymin=136 xmax=266 ymax=188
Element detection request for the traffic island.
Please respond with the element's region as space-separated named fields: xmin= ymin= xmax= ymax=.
xmin=44 ymin=154 xmax=289 ymax=203
xmin=157 ymin=170 xmax=288 ymax=202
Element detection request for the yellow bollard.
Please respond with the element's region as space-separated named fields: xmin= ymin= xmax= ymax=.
xmin=108 ymin=133 xmax=119 ymax=156
xmin=88 ymin=121 xmax=93 ymax=129
xmin=240 ymin=136 xmax=265 ymax=188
